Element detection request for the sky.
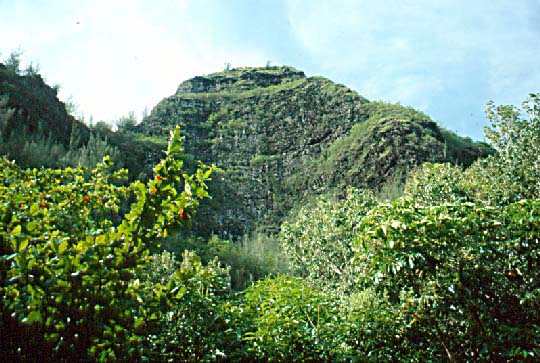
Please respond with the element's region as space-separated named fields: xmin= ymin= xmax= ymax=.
xmin=1 ymin=0 xmax=539 ymax=140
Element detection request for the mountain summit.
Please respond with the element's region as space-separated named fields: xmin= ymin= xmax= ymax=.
xmin=138 ymin=66 xmax=492 ymax=237
xmin=0 ymin=62 xmax=492 ymax=238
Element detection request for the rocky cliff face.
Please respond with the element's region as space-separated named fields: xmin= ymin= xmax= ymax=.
xmin=176 ymin=66 xmax=305 ymax=94
xmin=138 ymin=66 xmax=492 ymax=238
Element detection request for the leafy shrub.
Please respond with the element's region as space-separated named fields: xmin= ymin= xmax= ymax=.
xmin=241 ymin=275 xmax=339 ymax=362
xmin=0 ymin=127 xmax=216 ymax=361
xmin=137 ymin=250 xmax=231 ymax=362
xmin=237 ymin=276 xmax=411 ymax=362
xmin=279 ymin=188 xmax=376 ymax=290
xmin=355 ymin=198 xmax=540 ymax=361
xmin=404 ymin=162 xmax=468 ymax=205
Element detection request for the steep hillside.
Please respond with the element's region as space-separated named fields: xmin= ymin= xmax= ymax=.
xmin=0 ymin=62 xmax=89 ymax=148
xmin=1 ymin=61 xmax=491 ymax=238
xmin=138 ymin=66 xmax=492 ymax=237
xmin=0 ymin=61 xmax=163 ymax=176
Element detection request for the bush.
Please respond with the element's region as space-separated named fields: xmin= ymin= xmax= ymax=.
xmin=241 ymin=275 xmax=339 ymax=362
xmin=0 ymin=127 xmax=216 ymax=361
xmin=355 ymin=198 xmax=540 ymax=361
xmin=279 ymin=188 xmax=376 ymax=290
xmin=137 ymin=250 xmax=231 ymax=362
xmin=237 ymin=276 xmax=410 ymax=362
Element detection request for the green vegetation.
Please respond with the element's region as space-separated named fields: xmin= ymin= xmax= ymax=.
xmin=0 ymin=128 xmax=217 ymax=361
xmin=280 ymin=188 xmax=377 ymax=291
xmin=1 ymin=57 xmax=538 ymax=361
xmin=140 ymin=67 xmax=492 ymax=239
xmin=0 ymin=56 xmax=165 ymax=179
xmin=2 ymin=59 xmax=491 ymax=239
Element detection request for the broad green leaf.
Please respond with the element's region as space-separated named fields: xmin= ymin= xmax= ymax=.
xmin=26 ymin=221 xmax=38 ymax=232
xmin=29 ymin=203 xmax=40 ymax=216
xmin=19 ymin=239 xmax=29 ymax=251
xmin=12 ymin=225 xmax=22 ymax=235
xmin=58 ymin=241 xmax=68 ymax=254
xmin=24 ymin=311 xmax=43 ymax=324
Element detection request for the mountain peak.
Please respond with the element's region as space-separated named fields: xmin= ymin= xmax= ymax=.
xmin=176 ymin=66 xmax=306 ymax=94
xmin=140 ymin=66 xmax=492 ymax=238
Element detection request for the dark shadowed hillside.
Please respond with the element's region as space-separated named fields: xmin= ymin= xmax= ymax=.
xmin=0 ymin=61 xmax=90 ymax=164
xmin=0 ymin=60 xmax=163 ymax=176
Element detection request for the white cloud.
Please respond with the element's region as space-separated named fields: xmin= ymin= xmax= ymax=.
xmin=1 ymin=0 xmax=268 ymax=122
xmin=284 ymin=1 xmax=469 ymax=106
xmin=1 ymin=0 xmax=538 ymax=139
xmin=363 ymin=74 xmax=445 ymax=111
xmin=284 ymin=0 xmax=539 ymax=137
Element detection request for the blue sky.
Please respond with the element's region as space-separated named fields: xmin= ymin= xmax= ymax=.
xmin=1 ymin=0 xmax=539 ymax=140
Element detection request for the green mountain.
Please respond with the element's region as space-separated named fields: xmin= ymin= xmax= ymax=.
xmin=137 ymin=66 xmax=492 ymax=237
xmin=0 ymin=62 xmax=492 ymax=238
xmin=0 ymin=62 xmax=90 ymax=151
xmin=0 ymin=61 xmax=163 ymax=176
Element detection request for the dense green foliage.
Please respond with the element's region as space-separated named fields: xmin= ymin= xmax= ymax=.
xmin=1 ymin=56 xmax=538 ymax=361
xmin=280 ymin=189 xmax=377 ymax=290
xmin=0 ymin=128 xmax=217 ymax=361
xmin=235 ymin=276 xmax=409 ymax=362
xmin=137 ymin=250 xmax=231 ymax=361
xmin=355 ymin=198 xmax=540 ymax=361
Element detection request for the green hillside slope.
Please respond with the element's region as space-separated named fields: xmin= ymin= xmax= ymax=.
xmin=0 ymin=60 xmax=162 ymax=176
xmin=138 ymin=66 xmax=492 ymax=237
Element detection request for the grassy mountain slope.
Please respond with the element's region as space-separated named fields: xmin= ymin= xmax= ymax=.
xmin=0 ymin=61 xmax=164 ymax=176
xmin=138 ymin=66 xmax=492 ymax=237
xmin=0 ymin=62 xmax=89 ymax=148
